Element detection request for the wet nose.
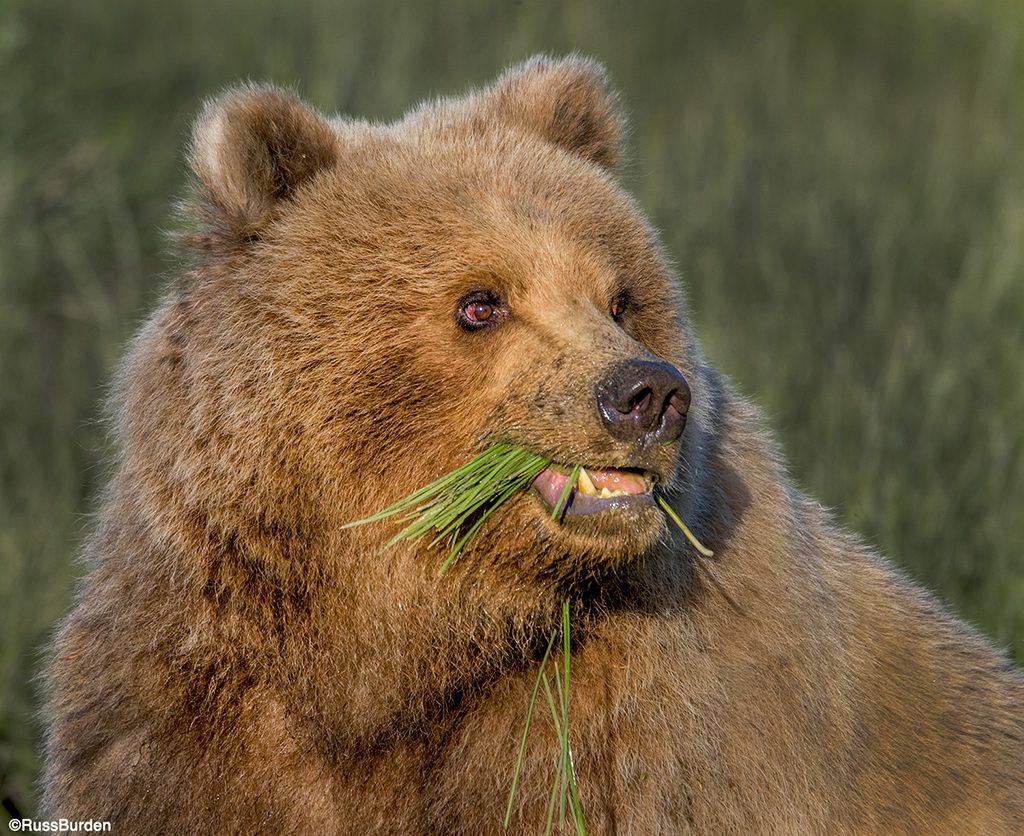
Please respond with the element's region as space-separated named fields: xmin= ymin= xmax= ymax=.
xmin=595 ymin=359 xmax=690 ymax=445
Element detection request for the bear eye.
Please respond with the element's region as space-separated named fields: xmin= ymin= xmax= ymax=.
xmin=456 ymin=291 xmax=504 ymax=332
xmin=467 ymin=301 xmax=493 ymax=322
xmin=610 ymin=290 xmax=630 ymax=324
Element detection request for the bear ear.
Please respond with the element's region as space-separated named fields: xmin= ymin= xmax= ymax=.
xmin=189 ymin=85 xmax=338 ymax=240
xmin=482 ymin=55 xmax=624 ymax=170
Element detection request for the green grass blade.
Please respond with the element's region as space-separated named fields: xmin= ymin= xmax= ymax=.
xmin=437 ymin=454 xmax=549 ymax=574
xmin=504 ymin=629 xmax=559 ymax=830
xmin=558 ymin=605 xmax=570 ymax=825
xmin=560 ymin=601 xmax=585 ymax=833
xmin=344 ymin=443 xmax=525 ymax=529
xmin=551 ymin=464 xmax=580 ymax=520
xmin=343 ymin=461 xmax=473 ymax=527
xmin=553 ymin=664 xmax=567 ymax=827
xmin=348 ymin=443 xmax=550 ymax=574
xmin=542 ymin=673 xmax=566 ymax=835
xmin=656 ymin=493 xmax=714 ymax=557
xmin=437 ymin=474 xmax=533 ymax=573
xmin=431 ymin=453 xmax=534 ymax=542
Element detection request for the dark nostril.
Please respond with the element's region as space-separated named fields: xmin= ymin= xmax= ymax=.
xmin=626 ymin=388 xmax=652 ymax=416
xmin=595 ymin=358 xmax=690 ymax=445
xmin=669 ymin=382 xmax=691 ymax=417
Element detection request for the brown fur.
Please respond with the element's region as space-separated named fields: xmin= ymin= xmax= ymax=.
xmin=43 ymin=55 xmax=1023 ymax=834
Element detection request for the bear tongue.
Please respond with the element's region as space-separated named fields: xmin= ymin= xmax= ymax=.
xmin=531 ymin=467 xmax=570 ymax=509
xmin=587 ymin=468 xmax=647 ymax=495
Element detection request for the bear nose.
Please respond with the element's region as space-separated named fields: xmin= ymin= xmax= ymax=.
xmin=594 ymin=359 xmax=690 ymax=445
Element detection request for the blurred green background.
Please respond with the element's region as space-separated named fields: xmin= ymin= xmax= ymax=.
xmin=2 ymin=0 xmax=1022 ymax=818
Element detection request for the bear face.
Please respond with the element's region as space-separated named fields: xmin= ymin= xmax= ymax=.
xmin=181 ymin=57 xmax=707 ymax=577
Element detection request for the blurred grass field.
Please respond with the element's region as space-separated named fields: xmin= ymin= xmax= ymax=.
xmin=2 ymin=0 xmax=1023 ymax=818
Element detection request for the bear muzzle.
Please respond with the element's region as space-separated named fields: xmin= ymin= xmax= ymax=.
xmin=594 ymin=358 xmax=690 ymax=447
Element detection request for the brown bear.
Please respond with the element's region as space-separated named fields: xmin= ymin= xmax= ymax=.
xmin=43 ymin=56 xmax=1023 ymax=834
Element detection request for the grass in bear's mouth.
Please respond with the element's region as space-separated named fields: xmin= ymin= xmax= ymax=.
xmin=342 ymin=442 xmax=711 ymax=570
xmin=344 ymin=443 xmax=712 ymax=833
xmin=343 ymin=442 xmax=551 ymax=574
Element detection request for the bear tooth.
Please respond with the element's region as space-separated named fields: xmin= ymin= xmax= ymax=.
xmin=599 ymin=487 xmax=613 ymax=499
xmin=577 ymin=467 xmax=598 ymax=496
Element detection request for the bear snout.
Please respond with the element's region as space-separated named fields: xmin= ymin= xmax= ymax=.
xmin=594 ymin=358 xmax=690 ymax=446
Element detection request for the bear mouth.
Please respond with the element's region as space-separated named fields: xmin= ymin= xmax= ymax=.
xmin=531 ymin=465 xmax=656 ymax=517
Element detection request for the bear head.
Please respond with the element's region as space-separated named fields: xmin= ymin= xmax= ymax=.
xmin=140 ymin=56 xmax=712 ymax=614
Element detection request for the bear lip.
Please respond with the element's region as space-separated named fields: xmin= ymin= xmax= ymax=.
xmin=532 ymin=465 xmax=655 ymax=517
